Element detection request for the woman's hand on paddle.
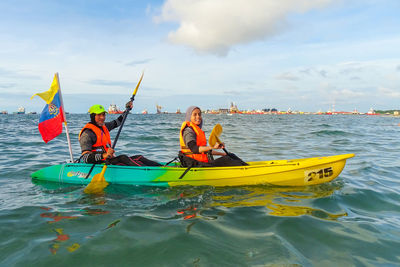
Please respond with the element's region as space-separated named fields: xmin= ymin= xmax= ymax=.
xmin=210 ymin=142 xmax=227 ymax=156
xmin=103 ymin=148 xmax=115 ymax=159
xmin=200 ymin=142 xmax=225 ymax=153
xmin=213 ymin=142 xmax=225 ymax=150
xmin=126 ymin=101 xmax=133 ymax=110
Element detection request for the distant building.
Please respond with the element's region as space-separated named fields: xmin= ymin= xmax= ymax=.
xmin=230 ymin=102 xmax=239 ymax=113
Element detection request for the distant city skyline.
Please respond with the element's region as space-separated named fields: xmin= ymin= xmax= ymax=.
xmin=2 ymin=92 xmax=397 ymax=115
xmin=0 ymin=0 xmax=399 ymax=113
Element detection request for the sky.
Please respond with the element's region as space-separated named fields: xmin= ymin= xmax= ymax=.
xmin=0 ymin=0 xmax=399 ymax=113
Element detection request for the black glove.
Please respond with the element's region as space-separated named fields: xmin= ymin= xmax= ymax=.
xmin=125 ymin=101 xmax=133 ymax=109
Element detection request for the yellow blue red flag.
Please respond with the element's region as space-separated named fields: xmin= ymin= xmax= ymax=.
xmin=31 ymin=74 xmax=65 ymax=143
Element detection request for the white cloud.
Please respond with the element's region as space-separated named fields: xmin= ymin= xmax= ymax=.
xmin=332 ymin=89 xmax=365 ymax=99
xmin=156 ymin=0 xmax=333 ymax=56
xmin=275 ymin=72 xmax=300 ymax=81
xmin=377 ymin=86 xmax=400 ymax=98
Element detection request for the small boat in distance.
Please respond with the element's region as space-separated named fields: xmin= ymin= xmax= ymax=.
xmin=156 ymin=104 xmax=162 ymax=114
xmin=108 ymin=103 xmax=123 ymax=114
xmin=156 ymin=104 xmax=167 ymax=114
xmin=142 ymin=109 xmax=148 ymax=114
xmin=1 ymin=110 xmax=7 ymax=114
xmin=367 ymin=108 xmax=379 ymax=115
xmin=15 ymin=107 xmax=25 ymax=114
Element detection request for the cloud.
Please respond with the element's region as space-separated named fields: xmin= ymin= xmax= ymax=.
xmin=125 ymin=58 xmax=153 ymax=66
xmin=338 ymin=61 xmax=369 ymax=75
xmin=298 ymin=67 xmax=327 ymax=78
xmin=0 ymin=67 xmax=40 ymax=79
xmin=0 ymin=67 xmax=16 ymax=76
xmin=299 ymin=68 xmax=312 ymax=75
xmin=0 ymin=83 xmax=15 ymax=88
xmin=275 ymin=72 xmax=300 ymax=81
xmin=377 ymin=86 xmax=400 ymax=98
xmin=156 ymin=0 xmax=333 ymax=56
xmin=87 ymin=79 xmax=135 ymax=88
xmin=223 ymin=90 xmax=240 ymax=95
xmin=330 ymin=89 xmax=366 ymax=101
xmin=319 ymin=70 xmax=327 ymax=77
xmin=397 ymin=65 xmax=400 ymax=71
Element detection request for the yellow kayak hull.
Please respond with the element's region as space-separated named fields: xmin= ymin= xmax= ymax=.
xmin=162 ymin=153 xmax=355 ymax=187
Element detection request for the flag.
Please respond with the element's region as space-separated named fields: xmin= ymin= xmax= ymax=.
xmin=31 ymin=74 xmax=66 ymax=143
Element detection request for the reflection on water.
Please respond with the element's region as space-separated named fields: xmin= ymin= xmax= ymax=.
xmin=35 ymin=180 xmax=347 ymax=224
xmin=157 ymin=182 xmax=347 ymax=222
xmin=211 ymin=184 xmax=348 ymax=220
xmin=40 ymin=209 xmax=78 ymax=223
xmin=39 ymin=207 xmax=81 ymax=255
xmin=49 ymin=228 xmax=80 ymax=255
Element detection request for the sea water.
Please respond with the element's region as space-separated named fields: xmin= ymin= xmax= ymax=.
xmin=0 ymin=114 xmax=399 ymax=266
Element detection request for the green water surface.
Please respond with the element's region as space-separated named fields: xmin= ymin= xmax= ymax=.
xmin=0 ymin=114 xmax=399 ymax=266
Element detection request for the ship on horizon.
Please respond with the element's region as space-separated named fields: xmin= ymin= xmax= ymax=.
xmin=156 ymin=104 xmax=167 ymax=114
xmin=108 ymin=103 xmax=123 ymax=114
xmin=367 ymin=107 xmax=378 ymax=115
xmin=14 ymin=107 xmax=25 ymax=114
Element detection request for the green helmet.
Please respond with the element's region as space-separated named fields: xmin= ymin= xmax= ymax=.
xmin=88 ymin=104 xmax=107 ymax=114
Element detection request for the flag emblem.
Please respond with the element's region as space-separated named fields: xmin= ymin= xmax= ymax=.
xmin=48 ymin=103 xmax=59 ymax=116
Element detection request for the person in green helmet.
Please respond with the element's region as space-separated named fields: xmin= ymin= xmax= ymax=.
xmin=78 ymin=102 xmax=161 ymax=166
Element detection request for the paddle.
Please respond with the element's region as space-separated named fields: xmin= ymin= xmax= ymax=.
xmin=84 ymin=72 xmax=144 ymax=194
xmin=209 ymin=123 xmax=228 ymax=155
xmin=209 ymin=123 xmax=247 ymax=165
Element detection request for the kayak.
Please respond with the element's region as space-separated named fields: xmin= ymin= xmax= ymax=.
xmin=31 ymin=153 xmax=354 ymax=187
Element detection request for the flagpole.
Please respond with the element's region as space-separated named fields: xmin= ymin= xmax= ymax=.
xmin=56 ymin=73 xmax=74 ymax=163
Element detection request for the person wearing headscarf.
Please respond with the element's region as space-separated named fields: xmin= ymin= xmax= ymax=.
xmin=179 ymin=106 xmax=247 ymax=167
xmin=79 ymin=102 xmax=161 ymax=166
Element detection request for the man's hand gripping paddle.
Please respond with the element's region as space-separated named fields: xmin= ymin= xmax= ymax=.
xmin=84 ymin=72 xmax=144 ymax=194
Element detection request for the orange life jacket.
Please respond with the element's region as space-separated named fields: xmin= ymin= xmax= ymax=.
xmin=179 ymin=121 xmax=209 ymax=163
xmin=79 ymin=123 xmax=111 ymax=154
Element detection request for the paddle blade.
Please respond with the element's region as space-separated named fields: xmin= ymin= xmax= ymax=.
xmin=84 ymin=165 xmax=109 ymax=194
xmin=132 ymin=72 xmax=144 ymax=96
xmin=209 ymin=124 xmax=223 ymax=146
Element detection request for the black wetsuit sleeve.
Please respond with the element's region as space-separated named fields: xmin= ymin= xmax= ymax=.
xmin=183 ymin=127 xmax=200 ymax=153
xmin=187 ymin=140 xmax=199 ymax=154
xmin=81 ymin=153 xmax=103 ymax=164
xmin=105 ymin=114 xmax=124 ymax=131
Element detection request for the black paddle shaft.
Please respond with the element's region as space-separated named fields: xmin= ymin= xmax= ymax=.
xmin=222 ymin=147 xmax=247 ymax=165
xmin=111 ymin=95 xmax=136 ymax=149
